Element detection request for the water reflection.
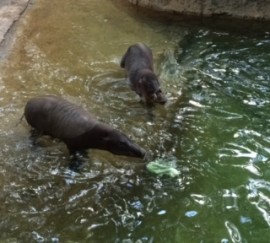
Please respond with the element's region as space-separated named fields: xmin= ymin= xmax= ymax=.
xmin=1 ymin=0 xmax=270 ymax=242
xmin=225 ymin=221 xmax=242 ymax=243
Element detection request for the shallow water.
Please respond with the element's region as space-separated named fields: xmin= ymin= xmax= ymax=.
xmin=1 ymin=0 xmax=270 ymax=242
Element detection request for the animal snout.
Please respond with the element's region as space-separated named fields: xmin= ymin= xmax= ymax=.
xmin=155 ymin=90 xmax=167 ymax=104
xmin=143 ymin=151 xmax=153 ymax=162
xmin=151 ymin=93 xmax=157 ymax=102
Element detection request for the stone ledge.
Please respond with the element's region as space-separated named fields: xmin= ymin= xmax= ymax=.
xmin=0 ymin=0 xmax=31 ymax=61
xmin=128 ymin=0 xmax=270 ymax=20
xmin=0 ymin=0 xmax=30 ymax=44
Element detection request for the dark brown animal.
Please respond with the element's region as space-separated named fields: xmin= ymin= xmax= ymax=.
xmin=120 ymin=43 xmax=167 ymax=105
xmin=24 ymin=95 xmax=147 ymax=160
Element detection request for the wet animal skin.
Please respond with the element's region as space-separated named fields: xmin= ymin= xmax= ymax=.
xmin=120 ymin=43 xmax=167 ymax=105
xmin=24 ymin=95 xmax=147 ymax=160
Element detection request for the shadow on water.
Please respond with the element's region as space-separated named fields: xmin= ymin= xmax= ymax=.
xmin=1 ymin=0 xmax=270 ymax=242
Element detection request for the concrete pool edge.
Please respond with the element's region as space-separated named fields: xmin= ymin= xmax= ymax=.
xmin=0 ymin=0 xmax=32 ymax=62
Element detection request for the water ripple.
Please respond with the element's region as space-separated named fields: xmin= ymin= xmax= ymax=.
xmin=225 ymin=221 xmax=242 ymax=243
xmin=1 ymin=2 xmax=270 ymax=242
xmin=247 ymin=179 xmax=270 ymax=226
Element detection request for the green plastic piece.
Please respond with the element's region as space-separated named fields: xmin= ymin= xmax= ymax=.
xmin=146 ymin=159 xmax=180 ymax=178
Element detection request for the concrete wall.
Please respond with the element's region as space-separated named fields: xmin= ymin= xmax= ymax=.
xmin=128 ymin=0 xmax=270 ymax=20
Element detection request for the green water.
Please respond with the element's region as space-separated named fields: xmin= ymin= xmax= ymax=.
xmin=1 ymin=0 xmax=270 ymax=242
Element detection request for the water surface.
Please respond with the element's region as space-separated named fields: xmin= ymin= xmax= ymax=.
xmin=1 ymin=0 xmax=270 ymax=242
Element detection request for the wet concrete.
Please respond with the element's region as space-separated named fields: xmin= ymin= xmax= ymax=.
xmin=0 ymin=0 xmax=31 ymax=60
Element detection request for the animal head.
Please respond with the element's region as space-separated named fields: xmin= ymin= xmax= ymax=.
xmin=97 ymin=125 xmax=147 ymax=159
xmin=138 ymin=70 xmax=167 ymax=105
xmin=108 ymin=130 xmax=146 ymax=158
